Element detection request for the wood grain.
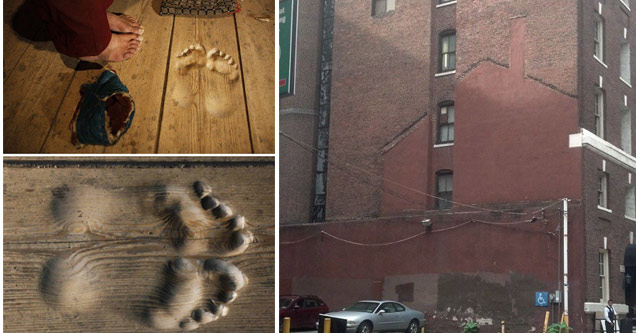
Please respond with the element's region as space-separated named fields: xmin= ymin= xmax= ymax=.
xmin=3 ymin=0 xmax=36 ymax=80
xmin=4 ymin=158 xmax=274 ymax=332
xmin=3 ymin=27 xmax=78 ymax=153
xmin=158 ymin=15 xmax=252 ymax=153
xmin=104 ymin=0 xmax=174 ymax=154
xmin=235 ymin=0 xmax=275 ymax=154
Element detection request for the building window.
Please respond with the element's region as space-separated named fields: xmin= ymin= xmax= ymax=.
xmin=621 ymin=108 xmax=632 ymax=154
xmin=437 ymin=102 xmax=455 ymax=144
xmin=598 ymin=172 xmax=609 ymax=209
xmin=621 ymin=40 xmax=631 ymax=85
xmin=439 ymin=32 xmax=456 ymax=72
xmin=372 ymin=0 xmax=395 ymax=16
xmin=594 ymin=15 xmax=604 ymax=62
xmin=436 ymin=170 xmax=453 ymax=209
xmin=626 ymin=186 xmax=636 ymax=219
xmin=599 ymin=250 xmax=609 ymax=302
xmin=594 ymin=89 xmax=605 ymax=139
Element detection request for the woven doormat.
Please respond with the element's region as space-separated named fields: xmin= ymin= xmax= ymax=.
xmin=160 ymin=0 xmax=240 ymax=16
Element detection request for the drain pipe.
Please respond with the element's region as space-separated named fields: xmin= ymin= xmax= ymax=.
xmin=312 ymin=0 xmax=335 ymax=222
xmin=563 ymin=198 xmax=569 ymax=316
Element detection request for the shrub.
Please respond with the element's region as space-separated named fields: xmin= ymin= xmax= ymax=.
xmin=462 ymin=321 xmax=479 ymax=333
xmin=546 ymin=322 xmax=572 ymax=333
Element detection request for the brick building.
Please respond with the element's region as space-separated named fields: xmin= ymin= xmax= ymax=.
xmin=280 ymin=0 xmax=636 ymax=332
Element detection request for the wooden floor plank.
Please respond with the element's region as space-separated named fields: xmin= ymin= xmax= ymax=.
xmin=39 ymin=67 xmax=108 ymax=154
xmin=157 ymin=15 xmax=252 ymax=153
xmin=41 ymin=0 xmax=173 ymax=154
xmin=3 ymin=40 xmax=78 ymax=153
xmin=235 ymin=0 xmax=275 ymax=153
xmin=4 ymin=0 xmax=35 ymax=81
xmin=4 ymin=158 xmax=274 ymax=332
xmin=104 ymin=0 xmax=174 ymax=154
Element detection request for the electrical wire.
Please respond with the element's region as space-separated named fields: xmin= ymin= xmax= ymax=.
xmin=281 ymin=131 xmax=558 ymax=216
xmin=280 ymin=216 xmax=552 ymax=246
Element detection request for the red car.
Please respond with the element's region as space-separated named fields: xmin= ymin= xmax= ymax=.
xmin=280 ymin=295 xmax=329 ymax=330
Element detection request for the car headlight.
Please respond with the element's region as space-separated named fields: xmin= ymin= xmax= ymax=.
xmin=347 ymin=320 xmax=357 ymax=328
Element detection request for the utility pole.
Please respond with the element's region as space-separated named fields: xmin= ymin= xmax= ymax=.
xmin=563 ymin=198 xmax=569 ymax=316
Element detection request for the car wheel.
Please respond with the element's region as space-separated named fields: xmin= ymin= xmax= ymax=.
xmin=356 ymin=321 xmax=373 ymax=333
xmin=405 ymin=319 xmax=419 ymax=333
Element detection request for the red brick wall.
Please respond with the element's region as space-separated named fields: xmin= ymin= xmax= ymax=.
xmin=456 ymin=0 xmax=578 ymax=96
xmin=326 ymin=0 xmax=432 ymax=220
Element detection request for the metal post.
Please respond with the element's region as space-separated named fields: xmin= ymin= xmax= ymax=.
xmin=501 ymin=320 xmax=505 ymax=333
xmin=563 ymin=198 xmax=569 ymax=316
xmin=283 ymin=317 xmax=291 ymax=333
xmin=323 ymin=318 xmax=331 ymax=333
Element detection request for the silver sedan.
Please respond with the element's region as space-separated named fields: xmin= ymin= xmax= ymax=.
xmin=318 ymin=300 xmax=425 ymax=333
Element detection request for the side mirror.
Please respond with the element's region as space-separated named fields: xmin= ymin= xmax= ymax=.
xmin=378 ymin=310 xmax=386 ymax=315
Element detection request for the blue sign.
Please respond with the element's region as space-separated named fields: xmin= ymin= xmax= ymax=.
xmin=535 ymin=292 xmax=549 ymax=307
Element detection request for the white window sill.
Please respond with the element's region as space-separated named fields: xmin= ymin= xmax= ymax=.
xmin=620 ymin=0 xmax=631 ymax=11
xmin=435 ymin=70 xmax=456 ymax=77
xmin=620 ymin=77 xmax=632 ymax=88
xmin=625 ymin=215 xmax=636 ymax=222
xmin=594 ymin=56 xmax=608 ymax=68
xmin=597 ymin=205 xmax=613 ymax=213
xmin=436 ymin=1 xmax=457 ymax=8
xmin=434 ymin=143 xmax=454 ymax=148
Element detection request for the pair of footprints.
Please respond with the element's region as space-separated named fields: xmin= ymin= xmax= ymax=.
xmin=172 ymin=44 xmax=240 ymax=116
xmin=175 ymin=44 xmax=240 ymax=81
xmin=40 ymin=181 xmax=253 ymax=331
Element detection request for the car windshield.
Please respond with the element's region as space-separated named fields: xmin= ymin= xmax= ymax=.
xmin=280 ymin=298 xmax=294 ymax=308
xmin=345 ymin=302 xmax=379 ymax=313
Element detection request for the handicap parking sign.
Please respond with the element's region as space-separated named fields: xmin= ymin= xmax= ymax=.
xmin=535 ymin=292 xmax=549 ymax=307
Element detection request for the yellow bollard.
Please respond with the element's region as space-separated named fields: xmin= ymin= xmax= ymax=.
xmin=323 ymin=318 xmax=331 ymax=333
xmin=282 ymin=317 xmax=291 ymax=333
xmin=421 ymin=326 xmax=425 ymax=333
xmin=501 ymin=320 xmax=505 ymax=333
xmin=542 ymin=311 xmax=550 ymax=333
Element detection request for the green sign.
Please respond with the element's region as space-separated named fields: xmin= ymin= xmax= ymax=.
xmin=279 ymin=0 xmax=297 ymax=96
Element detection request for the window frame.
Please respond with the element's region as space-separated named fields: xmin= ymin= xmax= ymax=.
xmin=435 ymin=170 xmax=453 ymax=210
xmin=439 ymin=31 xmax=456 ymax=73
xmin=594 ymin=88 xmax=605 ymax=139
xmin=372 ymin=0 xmax=394 ymax=16
xmin=626 ymin=185 xmax=636 ymax=219
xmin=594 ymin=14 xmax=604 ymax=62
xmin=599 ymin=249 xmax=609 ymax=302
xmin=620 ymin=39 xmax=631 ymax=86
xmin=437 ymin=102 xmax=455 ymax=144
xmin=598 ymin=171 xmax=609 ymax=209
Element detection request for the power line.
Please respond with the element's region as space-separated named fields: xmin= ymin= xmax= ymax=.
xmin=280 ymin=215 xmax=553 ymax=246
xmin=281 ymin=131 xmax=558 ymax=216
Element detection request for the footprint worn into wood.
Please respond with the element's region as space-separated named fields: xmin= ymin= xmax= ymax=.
xmin=172 ymin=44 xmax=240 ymax=117
xmin=175 ymin=43 xmax=240 ymax=80
xmin=40 ymin=180 xmax=253 ymax=331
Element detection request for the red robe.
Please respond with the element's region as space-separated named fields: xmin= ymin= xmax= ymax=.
xmin=35 ymin=0 xmax=113 ymax=58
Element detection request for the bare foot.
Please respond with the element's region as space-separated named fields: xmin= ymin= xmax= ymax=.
xmin=107 ymin=12 xmax=144 ymax=34
xmin=79 ymin=33 xmax=143 ymax=62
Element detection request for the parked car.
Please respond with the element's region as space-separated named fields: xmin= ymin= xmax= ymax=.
xmin=318 ymin=300 xmax=425 ymax=333
xmin=280 ymin=295 xmax=330 ymax=330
